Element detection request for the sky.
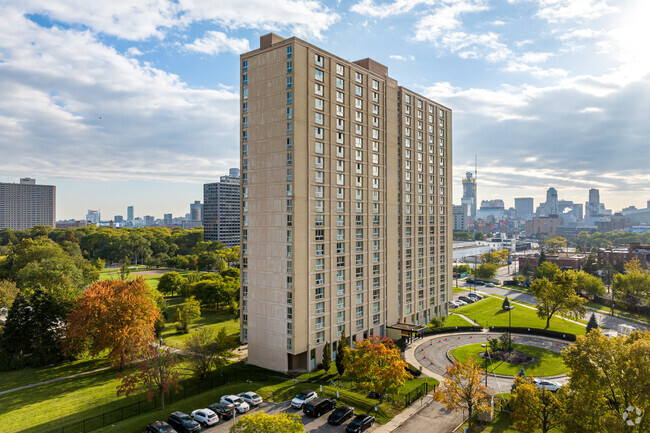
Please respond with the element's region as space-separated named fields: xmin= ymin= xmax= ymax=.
xmin=0 ymin=0 xmax=648 ymax=220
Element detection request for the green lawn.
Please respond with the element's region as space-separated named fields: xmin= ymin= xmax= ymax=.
xmin=479 ymin=411 xmax=561 ymax=433
xmin=0 ymin=356 xmax=110 ymax=393
xmin=454 ymin=286 xmax=468 ymax=293
xmin=454 ymin=297 xmax=586 ymax=335
xmin=160 ymin=297 xmax=240 ymax=349
xmin=451 ymin=343 xmax=569 ymax=377
xmin=98 ymin=267 xmax=199 ymax=290
xmin=445 ymin=314 xmax=477 ymax=327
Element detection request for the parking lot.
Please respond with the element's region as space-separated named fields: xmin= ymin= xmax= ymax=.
xmin=186 ymin=399 xmax=378 ymax=432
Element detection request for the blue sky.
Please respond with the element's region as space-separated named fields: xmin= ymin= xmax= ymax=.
xmin=0 ymin=0 xmax=648 ymax=220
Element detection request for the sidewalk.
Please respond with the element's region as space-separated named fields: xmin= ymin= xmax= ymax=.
xmin=374 ymin=393 xmax=436 ymax=432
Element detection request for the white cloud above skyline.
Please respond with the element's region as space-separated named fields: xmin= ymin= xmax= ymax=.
xmin=0 ymin=0 xmax=648 ymax=219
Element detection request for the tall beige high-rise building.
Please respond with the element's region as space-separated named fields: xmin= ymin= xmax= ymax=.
xmin=0 ymin=178 xmax=56 ymax=230
xmin=240 ymin=34 xmax=452 ymax=373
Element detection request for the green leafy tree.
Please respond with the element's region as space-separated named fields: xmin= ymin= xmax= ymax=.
xmin=582 ymin=254 xmax=598 ymax=275
xmin=183 ymin=327 xmax=232 ymax=379
xmin=321 ymin=342 xmax=331 ymax=372
xmin=537 ymin=250 xmax=547 ymax=266
xmin=453 ymin=232 xmax=473 ymax=241
xmin=119 ymin=261 xmax=131 ymax=281
xmin=530 ymin=272 xmax=587 ymax=329
xmin=335 ymin=331 xmax=348 ymax=376
xmin=544 ymin=237 xmax=567 ymax=255
xmin=573 ymin=270 xmax=606 ymax=298
xmin=230 ymin=412 xmax=305 ymax=433
xmin=454 ymin=264 xmax=471 ymax=274
xmin=509 ymin=376 xmax=563 ymax=433
xmin=175 ymin=296 xmax=201 ymax=333
xmin=612 ymin=259 xmax=650 ymax=310
xmin=158 ymin=272 xmax=185 ymax=297
xmin=586 ymin=313 xmax=599 ymax=334
xmin=534 ymin=261 xmax=560 ymax=281
xmin=343 ymin=336 xmax=412 ymax=403
xmin=0 ymin=279 xmax=19 ymax=308
xmin=474 ymin=232 xmax=486 ymax=241
xmin=561 ymin=330 xmax=650 ymax=432
xmin=429 ymin=315 xmax=447 ymax=329
xmin=475 ymin=263 xmax=498 ymax=279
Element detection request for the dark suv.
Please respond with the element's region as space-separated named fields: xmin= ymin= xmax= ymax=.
xmin=303 ymin=397 xmax=336 ymax=417
xmin=208 ymin=402 xmax=235 ymax=420
xmin=145 ymin=421 xmax=177 ymax=433
xmin=167 ymin=411 xmax=201 ymax=433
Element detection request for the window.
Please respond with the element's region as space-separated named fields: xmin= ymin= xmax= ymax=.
xmin=242 ymin=60 xmax=248 ymax=71
xmin=287 ymin=122 xmax=292 ymax=134
xmin=286 ymin=76 xmax=292 ymax=89
xmin=286 ymin=107 xmax=292 ymax=119
xmin=337 ymin=242 xmax=345 ymax=254
xmin=315 ymin=185 xmax=324 ymax=197
xmin=315 ymin=83 xmax=324 ymax=96
xmin=315 ymin=200 xmax=324 ymax=212
xmin=337 ymin=311 xmax=345 ymax=323
xmin=315 ymin=127 xmax=323 ymax=139
xmin=337 ymin=173 xmax=345 ymax=185
xmin=286 ymin=45 xmax=292 ymax=58
xmin=337 ymin=215 xmax=345 ymax=226
xmin=337 ymin=146 xmax=345 ymax=157
xmin=355 ymin=85 xmax=363 ymax=96
xmin=315 ymin=54 xmax=324 ymax=66
xmin=315 ymin=69 xmax=324 ymax=82
xmin=336 ymin=105 xmax=344 ymax=116
xmin=287 ymin=307 xmax=292 ymax=319
xmin=336 ymin=77 xmax=344 ymax=89
xmin=356 ymin=306 xmax=364 ymax=318
xmin=286 ymin=60 xmax=292 ymax=73
xmin=315 ymin=98 xmax=324 ymax=110
xmin=356 ymin=319 xmax=363 ymax=331
xmin=286 ymin=137 xmax=292 ymax=150
xmin=286 ymin=168 xmax=292 ymax=180
xmin=338 ymin=297 xmax=345 ymax=309
xmin=315 ymin=273 xmax=324 ymax=285
xmin=315 ymin=229 xmax=324 ymax=241
xmin=356 ymin=216 xmax=363 ymax=226
xmin=355 ymin=98 xmax=362 ymax=109
xmin=286 ymin=183 xmax=292 ymax=197
xmin=337 ymin=270 xmax=345 ymax=281
xmin=242 ymin=74 xmax=248 ymax=85
xmin=315 ymin=141 xmax=324 ymax=154
xmin=242 ymin=88 xmax=248 ymax=100
xmin=356 ymin=293 xmax=364 ymax=304
xmin=286 ymin=153 xmax=292 ymax=165
xmin=315 ymin=302 xmax=325 ymax=314
xmin=315 ymin=258 xmax=324 ymax=271
xmin=336 ymin=91 xmax=344 ymax=103
xmin=336 ymin=160 xmax=344 ymax=171
xmin=315 ymin=215 xmax=323 ymax=227
xmin=336 ymin=63 xmax=344 ymax=75
xmin=315 ymin=244 xmax=324 ymax=256
xmin=337 ymin=284 xmax=345 ymax=296
xmin=242 ymin=102 xmax=248 ymax=114
xmin=315 ymin=112 xmax=324 ymax=125
xmin=337 ymin=256 xmax=345 ymax=267
xmin=315 ymin=317 xmax=324 ymax=330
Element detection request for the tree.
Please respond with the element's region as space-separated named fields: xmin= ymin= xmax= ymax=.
xmin=612 ymin=259 xmax=650 ymax=310
xmin=158 ymin=272 xmax=185 ymax=296
xmin=117 ymin=346 xmax=181 ymax=410
xmin=0 ymin=279 xmax=18 ymax=308
xmin=183 ymin=327 xmax=232 ymax=379
xmin=119 ymin=261 xmax=131 ymax=280
xmin=537 ymin=250 xmax=547 ymax=266
xmin=321 ymin=342 xmax=331 ymax=372
xmin=529 ymin=272 xmax=586 ymax=329
xmin=474 ymin=232 xmax=486 ymax=241
xmin=433 ymin=358 xmax=490 ymax=432
xmin=175 ymin=296 xmax=201 ymax=333
xmin=586 ymin=313 xmax=599 ymax=334
xmin=454 ymin=264 xmax=471 ymax=274
xmin=230 ymin=412 xmax=305 ymax=433
xmin=343 ymin=336 xmax=412 ymax=402
xmin=453 ymin=232 xmax=473 ymax=241
xmin=509 ymin=376 xmax=562 ymax=433
xmin=544 ymin=237 xmax=567 ymax=255
xmin=574 ymin=270 xmax=606 ymax=298
xmin=475 ymin=263 xmax=498 ymax=279
xmin=534 ymin=261 xmax=560 ymax=281
xmin=582 ymin=254 xmax=598 ymax=275
xmin=560 ymin=330 xmax=650 ymax=432
xmin=335 ymin=331 xmax=348 ymax=376
xmin=66 ymin=278 xmax=160 ymax=368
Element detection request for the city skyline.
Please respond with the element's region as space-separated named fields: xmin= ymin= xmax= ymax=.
xmin=1 ymin=1 xmax=649 ymax=218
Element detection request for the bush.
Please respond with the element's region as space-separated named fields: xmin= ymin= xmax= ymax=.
xmin=429 ymin=315 xmax=447 ymax=329
xmin=406 ymin=362 xmax=422 ymax=377
xmin=421 ymin=326 xmax=483 ymax=336
xmin=488 ymin=326 xmax=576 ymax=342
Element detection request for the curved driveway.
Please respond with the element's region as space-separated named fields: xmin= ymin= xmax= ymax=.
xmin=408 ymin=332 xmax=570 ymax=393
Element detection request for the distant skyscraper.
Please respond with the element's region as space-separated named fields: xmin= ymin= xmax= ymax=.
xmin=86 ymin=209 xmax=101 ymax=224
xmin=127 ymin=206 xmax=134 ymax=222
xmin=453 ymin=205 xmax=467 ymax=231
xmin=229 ymin=168 xmax=240 ymax=178
xmin=114 ymin=215 xmax=124 ymax=223
xmin=546 ymin=187 xmax=558 ymax=215
xmin=0 ymin=178 xmax=56 ymax=230
xmin=587 ymin=188 xmax=600 ymax=217
xmin=461 ymin=172 xmax=477 ymax=217
xmin=190 ymin=200 xmax=203 ymax=221
xmin=203 ymin=170 xmax=240 ymax=247
xmin=163 ymin=213 xmax=172 ymax=226
xmin=514 ymin=197 xmax=534 ymax=219
xmin=143 ymin=215 xmax=154 ymax=226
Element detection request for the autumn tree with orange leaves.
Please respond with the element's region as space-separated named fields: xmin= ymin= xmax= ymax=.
xmin=117 ymin=345 xmax=181 ymax=410
xmin=434 ymin=358 xmax=490 ymax=432
xmin=342 ymin=336 xmax=412 ymax=403
xmin=66 ymin=278 xmax=160 ymax=368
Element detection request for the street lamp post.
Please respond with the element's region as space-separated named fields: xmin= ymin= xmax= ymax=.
xmin=481 ymin=343 xmax=488 ymax=386
xmin=508 ymin=306 xmax=515 ymax=352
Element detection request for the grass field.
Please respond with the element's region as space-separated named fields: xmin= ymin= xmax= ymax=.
xmin=98 ymin=267 xmax=200 ymax=290
xmin=454 ymin=297 xmax=586 ymax=335
xmin=445 ymin=314 xmax=477 ymax=327
xmin=161 ymin=297 xmax=240 ymax=349
xmin=451 ymin=343 xmax=569 ymax=377
xmin=459 ymin=411 xmax=562 ymax=433
xmin=454 ymin=286 xmax=468 ymax=293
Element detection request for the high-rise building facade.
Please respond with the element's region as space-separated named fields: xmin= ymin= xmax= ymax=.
xmin=203 ymin=171 xmax=240 ymax=247
xmin=587 ymin=188 xmax=600 ymax=218
xmin=461 ymin=172 xmax=476 ymax=217
xmin=514 ymin=197 xmax=534 ymax=219
xmin=240 ymin=34 xmax=452 ymax=373
xmin=86 ymin=209 xmax=101 ymax=224
xmin=0 ymin=178 xmax=56 ymax=230
xmin=127 ymin=206 xmax=134 ymax=222
xmin=452 ymin=205 xmax=467 ymax=232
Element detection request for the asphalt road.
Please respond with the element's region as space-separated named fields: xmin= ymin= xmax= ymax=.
xmin=391 ymin=400 xmax=463 ymax=433
xmin=197 ymin=400 xmax=377 ymax=432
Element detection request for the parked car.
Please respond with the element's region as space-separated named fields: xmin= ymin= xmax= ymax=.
xmin=145 ymin=421 xmax=177 ymax=433
xmin=449 ymin=300 xmax=461 ymax=308
xmin=328 ymin=405 xmax=355 ymax=425
xmin=455 ymin=299 xmax=467 ymax=306
xmin=291 ymin=389 xmax=317 ymax=409
xmin=191 ymin=408 xmax=218 ymax=427
xmin=167 ymin=412 xmax=201 ymax=433
xmin=466 ymin=278 xmax=475 ymax=284
xmin=208 ymin=402 xmax=235 ymax=420
xmin=458 ymin=296 xmax=475 ymax=304
xmin=345 ymin=414 xmax=376 ymax=432
xmin=467 ymin=293 xmax=483 ymax=300
xmin=237 ymin=391 xmax=263 ymax=406
xmin=475 ymin=280 xmax=486 ymax=286
xmin=485 ymin=282 xmax=495 ymax=287
xmin=220 ymin=395 xmax=250 ymax=413
xmin=533 ymin=378 xmax=562 ymax=392
xmin=303 ymin=397 xmax=337 ymax=417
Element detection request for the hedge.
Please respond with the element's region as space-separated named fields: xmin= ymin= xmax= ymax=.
xmin=489 ymin=326 xmax=577 ymax=342
xmin=422 ymin=326 xmax=483 ymax=336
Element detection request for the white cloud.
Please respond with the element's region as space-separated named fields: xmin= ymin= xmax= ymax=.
xmin=491 ymin=20 xmax=506 ymax=26
xmin=0 ymin=10 xmax=240 ymax=183
xmin=535 ymin=0 xmax=618 ymax=23
xmin=185 ymin=31 xmax=250 ymax=55
xmin=126 ymin=47 xmax=144 ymax=56
xmin=178 ymin=0 xmax=339 ymax=40
xmin=580 ymin=107 xmax=603 ymax=113
xmin=558 ymin=28 xmax=601 ymax=40
xmin=389 ymin=54 xmax=415 ymax=61
xmin=350 ymin=0 xmax=435 ymax=18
